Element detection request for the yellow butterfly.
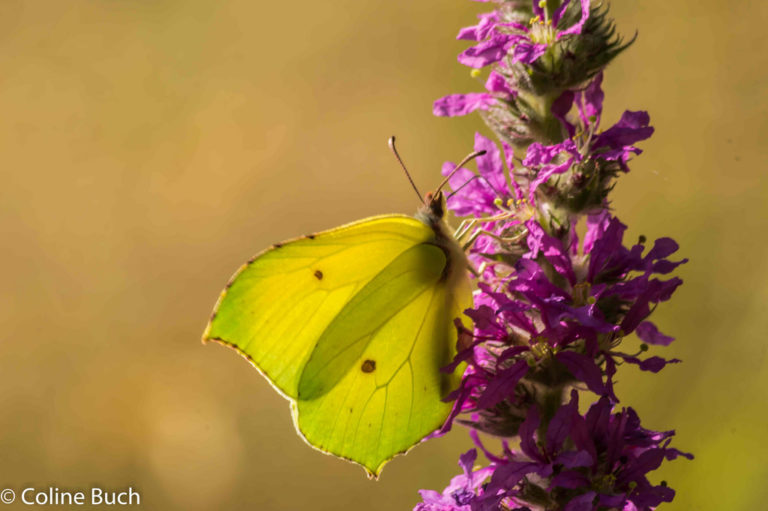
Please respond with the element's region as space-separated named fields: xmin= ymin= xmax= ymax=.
xmin=203 ymin=139 xmax=483 ymax=477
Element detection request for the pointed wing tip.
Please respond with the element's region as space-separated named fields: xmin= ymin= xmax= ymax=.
xmin=201 ymin=323 xmax=214 ymax=344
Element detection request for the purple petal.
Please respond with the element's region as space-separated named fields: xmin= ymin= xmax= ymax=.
xmin=474 ymin=132 xmax=509 ymax=196
xmin=485 ymin=71 xmax=516 ymax=96
xmin=525 ymin=219 xmax=576 ymax=284
xmin=593 ymin=110 xmax=654 ymax=152
xmin=621 ymin=501 xmax=639 ymax=511
xmin=458 ymin=449 xmax=478 ymax=477
xmin=635 ymin=321 xmax=675 ymax=346
xmin=529 ymin=157 xmax=574 ymax=202
xmin=583 ymin=210 xmax=611 ymax=255
xmin=569 ymin=413 xmax=597 ymax=463
xmin=586 ymin=214 xmax=629 ymax=282
xmin=476 ymin=359 xmax=529 ymax=409
xmin=441 ymin=162 xmax=498 ymax=217
xmin=577 ymin=72 xmax=604 ymax=129
xmin=488 ymin=460 xmax=541 ymax=493
xmin=604 ymin=356 xmax=618 ymax=403
xmin=523 ymin=142 xmax=554 ymax=166
xmin=652 ymin=257 xmax=688 ymax=274
xmin=457 ymin=11 xmax=500 ymax=41
xmin=458 ymin=33 xmax=518 ymax=68
xmin=645 ymin=237 xmax=679 ymax=260
xmin=664 ymin=444 xmax=695 ymax=461
xmin=502 ymin=142 xmax=524 ymax=200
xmin=510 ymin=41 xmax=548 ymax=65
xmin=620 ymin=277 xmax=683 ymax=332
xmin=614 ymin=353 xmax=681 ymax=373
xmin=552 ymin=90 xmax=576 ymax=137
xmin=524 ymin=141 xmax=576 ymax=166
xmin=434 ymin=93 xmax=495 ymax=117
xmin=556 ymin=351 xmax=606 ymax=395
xmin=555 ymin=449 xmax=594 ymax=468
xmin=547 ymin=390 xmax=579 ymax=452
xmin=518 ymin=405 xmax=543 ymax=461
xmin=509 ymin=259 xmax=570 ymax=302
xmin=464 ymin=304 xmax=503 ymax=335
xmin=621 ymin=448 xmax=666 ymax=482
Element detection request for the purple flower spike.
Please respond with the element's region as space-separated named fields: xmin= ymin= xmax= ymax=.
xmin=418 ymin=1 xmax=690 ymax=509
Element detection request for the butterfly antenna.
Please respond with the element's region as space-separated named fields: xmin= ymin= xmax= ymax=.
xmin=447 ymin=173 xmax=506 ymax=202
xmin=434 ymin=149 xmax=487 ymax=197
xmin=446 ymin=174 xmax=481 ymax=201
xmin=388 ymin=136 xmax=425 ymax=206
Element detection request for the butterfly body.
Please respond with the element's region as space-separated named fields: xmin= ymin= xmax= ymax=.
xmin=203 ymin=193 xmax=471 ymax=477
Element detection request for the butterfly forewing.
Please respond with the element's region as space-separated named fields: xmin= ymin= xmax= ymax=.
xmin=204 ymin=215 xmax=436 ymax=399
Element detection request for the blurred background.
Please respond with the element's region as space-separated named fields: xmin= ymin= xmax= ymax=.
xmin=0 ymin=0 xmax=766 ymax=509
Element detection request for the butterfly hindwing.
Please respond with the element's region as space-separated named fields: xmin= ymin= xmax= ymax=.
xmin=296 ymin=246 xmax=468 ymax=475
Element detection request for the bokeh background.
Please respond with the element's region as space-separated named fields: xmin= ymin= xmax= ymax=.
xmin=1 ymin=0 xmax=766 ymax=509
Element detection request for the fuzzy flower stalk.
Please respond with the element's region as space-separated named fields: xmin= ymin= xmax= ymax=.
xmin=416 ymin=1 xmax=692 ymax=510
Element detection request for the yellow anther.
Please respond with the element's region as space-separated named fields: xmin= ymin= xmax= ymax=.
xmin=598 ymin=474 xmax=617 ymax=490
xmin=538 ymin=0 xmax=547 ymax=8
xmin=470 ymin=68 xmax=482 ymax=79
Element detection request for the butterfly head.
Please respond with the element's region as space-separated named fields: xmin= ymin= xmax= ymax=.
xmin=424 ymin=190 xmax=446 ymax=220
xmin=415 ymin=190 xmax=453 ymax=243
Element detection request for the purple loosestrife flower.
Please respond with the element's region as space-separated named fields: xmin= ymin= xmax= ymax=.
xmin=421 ymin=393 xmax=692 ymax=511
xmin=435 ymin=0 xmax=631 ymax=147
xmin=437 ymin=207 xmax=686 ymax=432
xmin=417 ymin=1 xmax=691 ymax=509
xmin=415 ymin=449 xmax=495 ymax=511
xmin=434 ymin=0 xmax=592 ymax=119
xmin=523 ymin=73 xmax=654 ymax=207
xmin=440 ymin=132 xmax=523 ymax=268
xmin=455 ymin=0 xmax=590 ymax=70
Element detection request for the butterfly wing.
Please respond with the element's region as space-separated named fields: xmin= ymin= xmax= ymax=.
xmin=203 ymin=214 xmax=471 ymax=475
